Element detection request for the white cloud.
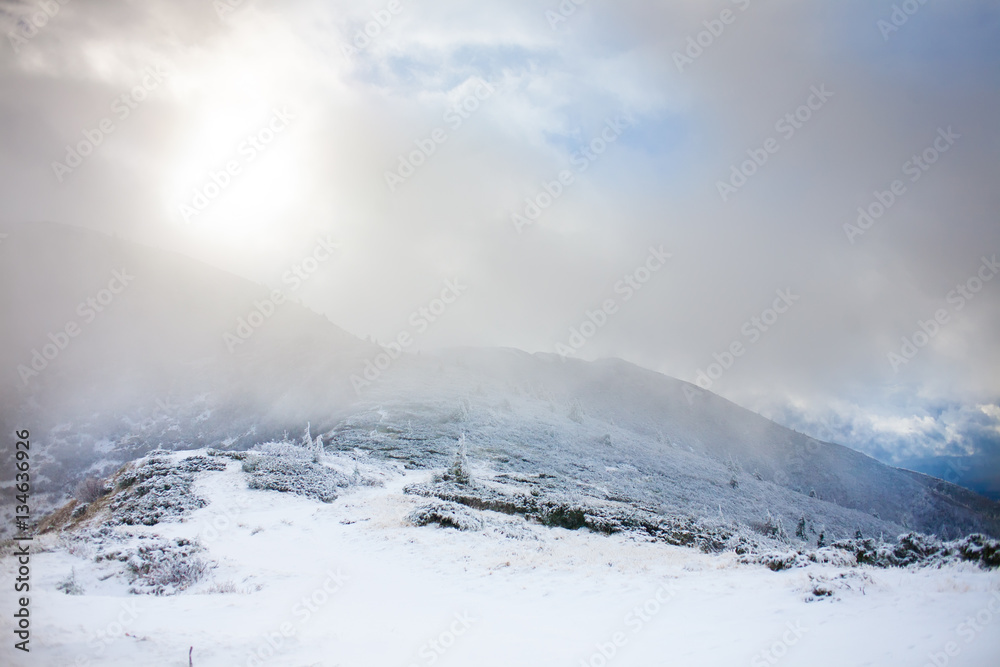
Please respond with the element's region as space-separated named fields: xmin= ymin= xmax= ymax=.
xmin=1 ymin=0 xmax=999 ymax=468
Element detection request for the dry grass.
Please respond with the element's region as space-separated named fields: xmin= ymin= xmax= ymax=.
xmin=37 ymin=462 xmax=136 ymax=534
xmin=74 ymin=477 xmax=107 ymax=503
xmin=204 ymin=580 xmax=261 ymax=594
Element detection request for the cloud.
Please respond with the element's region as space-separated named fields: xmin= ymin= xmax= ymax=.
xmin=1 ymin=0 xmax=999 ymax=473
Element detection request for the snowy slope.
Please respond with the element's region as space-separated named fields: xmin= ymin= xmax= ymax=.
xmin=2 ymin=449 xmax=999 ymax=667
xmin=334 ymin=347 xmax=1000 ymax=541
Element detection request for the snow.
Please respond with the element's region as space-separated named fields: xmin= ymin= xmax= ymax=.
xmin=4 ymin=452 xmax=999 ymax=667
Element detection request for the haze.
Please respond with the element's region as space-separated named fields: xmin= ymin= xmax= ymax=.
xmin=1 ymin=0 xmax=999 ymax=480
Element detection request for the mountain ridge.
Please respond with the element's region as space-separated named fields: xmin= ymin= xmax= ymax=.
xmin=1 ymin=221 xmax=998 ymax=542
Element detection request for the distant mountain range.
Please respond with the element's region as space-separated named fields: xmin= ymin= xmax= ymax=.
xmin=900 ymin=454 xmax=1000 ymax=502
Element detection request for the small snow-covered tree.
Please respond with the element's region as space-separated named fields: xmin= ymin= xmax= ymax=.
xmin=313 ymin=434 xmax=324 ymax=463
xmin=301 ymin=423 xmax=323 ymax=463
xmin=762 ymin=510 xmax=786 ymax=540
xmin=445 ymin=434 xmax=471 ymax=485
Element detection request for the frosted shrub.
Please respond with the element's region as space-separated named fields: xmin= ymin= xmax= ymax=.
xmin=242 ymin=440 xmax=350 ymax=503
xmin=56 ymin=568 xmax=84 ymax=595
xmin=75 ymin=477 xmax=109 ymax=504
xmin=408 ymin=502 xmax=484 ymax=531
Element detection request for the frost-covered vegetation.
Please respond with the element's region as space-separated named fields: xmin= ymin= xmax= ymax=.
xmin=20 ymin=414 xmax=998 ymax=617
xmin=30 ymin=420 xmax=1000 ymax=585
xmin=97 ymin=535 xmax=209 ymax=595
xmin=408 ymin=501 xmax=485 ymax=531
xmin=396 ymin=434 xmax=1000 ymax=571
xmin=742 ymin=531 xmax=1000 ymax=571
xmin=74 ymin=476 xmax=112 ymax=504
xmin=108 ymin=454 xmax=227 ymax=526
xmin=240 ymin=446 xmax=348 ymax=503
xmin=230 ymin=429 xmax=385 ymax=503
xmin=404 ymin=474 xmax=770 ymax=555
xmin=56 ymin=568 xmax=85 ymax=595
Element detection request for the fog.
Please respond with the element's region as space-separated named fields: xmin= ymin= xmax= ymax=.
xmin=2 ymin=0 xmax=999 ymax=473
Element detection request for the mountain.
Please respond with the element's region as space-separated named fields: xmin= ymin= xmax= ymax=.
xmin=1 ymin=221 xmax=998 ymax=543
xmin=901 ymin=454 xmax=1000 ymax=501
xmin=0 ymin=221 xmax=376 ymax=490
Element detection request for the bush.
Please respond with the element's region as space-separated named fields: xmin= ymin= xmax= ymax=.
xmin=56 ymin=568 xmax=84 ymax=595
xmin=75 ymin=477 xmax=109 ymax=504
xmin=408 ymin=502 xmax=484 ymax=531
xmin=952 ymin=533 xmax=1000 ymax=568
xmin=140 ymin=557 xmax=208 ymax=595
xmin=404 ymin=480 xmax=734 ymax=552
xmin=750 ymin=511 xmax=787 ymax=540
xmin=756 ymin=551 xmax=810 ymax=572
xmin=108 ymin=457 xmax=224 ymax=526
xmin=242 ymin=449 xmax=350 ymax=503
xmin=100 ymin=536 xmax=210 ymax=595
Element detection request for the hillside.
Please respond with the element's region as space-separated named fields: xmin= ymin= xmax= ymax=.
xmin=3 ymin=447 xmax=998 ymax=667
xmin=1 ymin=222 xmax=998 ymax=544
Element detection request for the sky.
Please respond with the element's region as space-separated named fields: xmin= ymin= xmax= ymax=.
xmin=1 ymin=0 xmax=999 ymax=471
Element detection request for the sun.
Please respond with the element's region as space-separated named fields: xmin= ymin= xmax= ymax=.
xmin=153 ymin=13 xmax=323 ymax=253
xmin=164 ymin=100 xmax=305 ymax=232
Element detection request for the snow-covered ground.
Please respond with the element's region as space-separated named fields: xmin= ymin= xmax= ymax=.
xmin=3 ymin=452 xmax=1000 ymax=667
